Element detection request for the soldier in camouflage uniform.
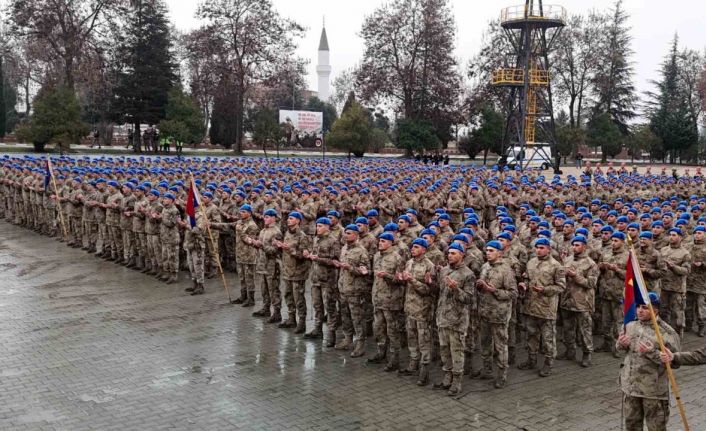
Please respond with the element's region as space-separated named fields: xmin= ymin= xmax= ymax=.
xmin=367 ymin=232 xmax=405 ymax=372
xmin=104 ymin=181 xmax=123 ymax=261
xmin=275 ymin=211 xmax=312 ymax=333
xmin=158 ymin=192 xmax=181 ymax=284
xmin=130 ymin=186 xmax=148 ymax=270
xmin=434 ymin=242 xmax=476 ymax=396
xmin=597 ymin=232 xmax=629 ymax=356
xmin=559 ymin=235 xmax=599 ymax=367
xmin=661 ymin=345 xmax=706 ymax=367
xmin=143 ymin=190 xmax=162 ymax=275
xmin=92 ymin=179 xmax=108 ymax=256
xmin=659 ymin=227 xmax=691 ymax=337
xmin=617 ymin=293 xmax=679 ymax=431
xmin=635 ymin=231 xmax=665 ymax=293
xmin=180 ymin=205 xmax=207 ymax=295
xmin=400 ymin=238 xmax=437 ymax=379
xmin=518 ymin=238 xmax=566 ymax=377
xmin=251 ymin=209 xmax=283 ymax=322
xmin=477 ymin=240 xmax=517 ymax=389
xmin=120 ymin=183 xmax=137 ymax=266
xmin=686 ymin=226 xmax=706 ymax=337
xmin=233 ymin=204 xmax=260 ymax=306
xmin=304 ymin=217 xmax=342 ymax=341
xmin=201 ymin=193 xmax=222 ymax=279
xmin=334 ymin=224 xmax=371 ymax=357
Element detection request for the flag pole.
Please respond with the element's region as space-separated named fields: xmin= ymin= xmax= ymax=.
xmin=47 ymin=159 xmax=69 ymax=240
xmin=189 ymin=174 xmax=232 ymax=303
xmin=626 ymin=237 xmax=689 ymax=430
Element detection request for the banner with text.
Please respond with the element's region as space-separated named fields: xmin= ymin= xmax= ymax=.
xmin=279 ymin=110 xmax=323 ymax=135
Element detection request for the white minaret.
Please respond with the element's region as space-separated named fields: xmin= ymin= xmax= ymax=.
xmin=316 ymin=22 xmax=331 ymax=101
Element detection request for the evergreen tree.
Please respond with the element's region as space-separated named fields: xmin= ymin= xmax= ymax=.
xmin=592 ymin=0 xmax=636 ymax=134
xmin=112 ymin=0 xmax=175 ymax=136
xmin=327 ymin=101 xmax=373 ymax=158
xmin=158 ymin=87 xmax=205 ymax=145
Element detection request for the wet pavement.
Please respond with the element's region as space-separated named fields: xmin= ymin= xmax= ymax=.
xmin=1 ymin=221 xmax=705 ymax=430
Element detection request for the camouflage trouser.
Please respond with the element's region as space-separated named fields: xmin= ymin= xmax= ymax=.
xmin=96 ymin=223 xmax=108 ymax=253
xmin=686 ymin=291 xmax=706 ymax=329
xmin=206 ymin=234 xmax=220 ymax=274
xmin=82 ymin=221 xmax=94 ymax=248
xmin=107 ymin=225 xmax=122 ymax=257
xmin=186 ymin=246 xmax=205 ymax=283
xmin=341 ymin=295 xmax=366 ymax=342
xmin=481 ymin=318 xmax=510 ymax=370
xmin=659 ymin=290 xmax=685 ymax=332
xmin=439 ymin=327 xmax=466 ymax=374
xmin=323 ymin=285 xmax=341 ymax=331
xmin=134 ymin=232 xmax=147 ymax=258
xmin=122 ymin=229 xmax=135 ymax=260
xmin=311 ymin=283 xmax=324 ymax=326
xmin=256 ymin=266 xmax=280 ymax=311
xmin=146 ymin=234 xmax=161 ymax=269
xmin=70 ymin=216 xmax=83 ymax=244
xmin=525 ymin=315 xmax=557 ymax=359
xmin=406 ymin=317 xmax=431 ymax=365
xmin=220 ymin=234 xmax=235 ymax=271
xmin=561 ymin=308 xmax=593 ymax=353
xmin=601 ymin=299 xmax=623 ymax=345
xmin=465 ymin=312 xmax=480 ymax=353
xmin=237 ymin=263 xmax=256 ymax=301
xmin=282 ymin=279 xmax=307 ymax=322
xmin=373 ymin=308 xmax=401 ymax=352
xmin=623 ymin=394 xmax=669 ymax=431
xmin=161 ymin=242 xmax=179 ymax=274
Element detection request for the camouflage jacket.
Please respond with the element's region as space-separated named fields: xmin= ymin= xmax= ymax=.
xmin=403 ymin=256 xmax=437 ymax=321
xmin=281 ymin=227 xmax=311 ymax=281
xmin=159 ymin=204 xmax=180 ymax=244
xmin=132 ymin=196 xmax=148 ymax=233
xmin=560 ymin=252 xmax=599 ymax=313
xmin=636 ymin=245 xmax=665 ymax=292
xmin=478 ymin=260 xmax=517 ymax=324
xmin=523 ymin=255 xmax=566 ymax=320
xmin=311 ymin=232 xmax=342 ymax=285
xmin=436 ymin=263 xmax=476 ymax=331
xmin=255 ymin=224 xmax=282 ymax=275
xmin=184 ymin=211 xmax=207 ymax=250
xmin=337 ymin=241 xmax=370 ymax=296
xmin=120 ymin=194 xmax=136 ymax=230
xmin=672 ymin=346 xmax=706 ymax=368
xmin=464 ymin=244 xmax=484 ymax=277
xmin=618 ymin=318 xmax=680 ymax=400
xmin=659 ymin=244 xmax=691 ymax=293
xmin=105 ymin=191 xmax=123 ymax=226
xmin=93 ymin=189 xmax=107 ymax=222
xmin=144 ymin=200 xmax=163 ymax=235
xmin=599 ymin=247 xmax=628 ymax=301
xmin=235 ymin=217 xmax=260 ymax=265
xmin=371 ymin=247 xmax=405 ymax=310
xmin=686 ymin=241 xmax=706 ymax=294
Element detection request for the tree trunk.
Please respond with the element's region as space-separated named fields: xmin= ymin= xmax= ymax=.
xmin=234 ymin=81 xmax=245 ymax=154
xmin=133 ymin=121 xmax=141 ymax=152
xmin=483 ymin=148 xmax=488 ymax=165
xmin=64 ymin=56 xmax=75 ymax=89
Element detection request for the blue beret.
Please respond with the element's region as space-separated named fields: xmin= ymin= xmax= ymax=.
xmin=405 ymin=208 xmax=418 ymax=216
xmin=611 ymin=232 xmax=626 ymax=241
xmin=107 ymin=180 xmax=118 ymax=187
xmin=420 ymin=229 xmax=436 ymax=237
xmin=264 ymin=209 xmax=278 ymax=217
xmin=316 ymin=217 xmax=331 ymax=225
xmin=412 ymin=238 xmax=429 ymax=249
xmin=648 ymin=291 xmax=660 ymax=305
xmin=438 ymin=213 xmax=451 ymax=221
xmin=668 ymin=227 xmax=683 ymax=236
xmin=378 ymin=232 xmax=395 ymax=242
xmin=202 ymin=191 xmax=214 ymax=199
xmin=486 ymin=240 xmax=504 ymax=251
xmin=538 ymin=229 xmax=552 ymax=238
xmin=452 ymin=234 xmax=469 ymax=243
xmin=576 ymin=228 xmax=589 ymax=236
xmin=617 ymin=216 xmax=629 ymax=223
xmin=344 ymin=224 xmax=359 ymax=233
xmin=366 ymin=209 xmax=379 ymax=217
xmin=150 ymin=190 xmax=160 ymax=197
xmin=601 ymin=226 xmax=614 ymax=233
xmin=497 ymin=232 xmax=512 ymax=241
xmin=448 ymin=242 xmax=466 ymax=253
xmin=398 ymin=215 xmax=412 ymax=223
xmin=639 ymin=231 xmax=653 ymax=239
xmin=534 ymin=238 xmax=551 ymax=247
xmin=289 ymin=211 xmax=303 ymax=220
xmin=571 ymin=235 xmax=587 ymax=245
xmin=355 ymin=216 xmax=368 ymax=225
xmin=240 ymin=204 xmax=252 ymax=213
xmin=627 ymin=222 xmax=640 ymax=230
xmin=529 ymin=216 xmax=542 ymax=223
xmin=694 ymin=226 xmax=706 ymax=233
xmin=122 ymin=182 xmax=134 ymax=190
xmin=327 ymin=210 xmax=341 ymax=218
xmin=503 ymin=225 xmax=516 ymax=233
xmin=652 ymin=220 xmax=664 ymax=228
xmin=164 ymin=192 xmax=176 ymax=200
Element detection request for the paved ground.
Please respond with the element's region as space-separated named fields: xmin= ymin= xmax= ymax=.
xmin=1 ymin=221 xmax=705 ymax=430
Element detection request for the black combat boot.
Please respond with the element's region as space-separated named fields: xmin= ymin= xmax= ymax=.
xmin=433 ymin=371 xmax=452 ymax=390
xmin=366 ymin=345 xmax=387 ymax=364
xmin=185 ymin=279 xmax=197 ymax=292
xmin=190 ymin=283 xmax=204 ymax=296
xmin=447 ymin=372 xmax=463 ymax=396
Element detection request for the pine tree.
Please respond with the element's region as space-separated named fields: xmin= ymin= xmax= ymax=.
xmin=592 ymin=0 xmax=636 ymax=135
xmin=112 ymin=0 xmax=176 ymax=136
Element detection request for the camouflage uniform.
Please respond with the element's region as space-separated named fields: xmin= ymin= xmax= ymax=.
xmin=599 ymin=247 xmax=628 ymax=351
xmin=254 ymin=223 xmax=283 ymax=318
xmin=280 ymin=226 xmax=312 ymax=327
xmin=636 ymin=245 xmax=665 ymax=292
xmin=337 ymin=240 xmax=370 ymax=349
xmin=659 ymin=244 xmax=691 ymax=334
xmin=671 ymin=346 xmax=706 ymax=367
xmin=403 ymin=255 xmax=437 ymax=367
xmin=159 ymin=203 xmax=181 ymax=279
xmin=235 ymin=216 xmax=260 ymax=304
xmin=93 ymin=188 xmax=107 ymax=254
xmin=522 ymin=255 xmax=566 ymax=368
xmin=478 ymin=259 xmax=517 ymax=381
xmin=371 ymin=247 xmax=405 ymax=363
xmin=184 ymin=211 xmax=207 ymax=284
xmin=105 ymin=190 xmax=123 ymax=259
xmin=310 ymin=231 xmax=342 ymax=336
xmin=120 ymin=192 xmax=137 ymax=264
xmin=437 ymin=262 xmax=476 ymax=376
xmin=617 ymin=318 xmax=680 ymax=431
xmin=560 ymin=251 xmax=599 ymax=357
xmin=686 ymin=240 xmax=706 ymax=334
xmin=144 ymin=198 xmax=163 ymax=273
xmin=203 ymin=203 xmax=222 ymax=277
xmin=132 ymin=194 xmax=149 ymax=268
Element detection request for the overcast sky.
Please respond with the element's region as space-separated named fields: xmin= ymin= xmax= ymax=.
xmin=168 ymin=1 xmax=705 ymax=111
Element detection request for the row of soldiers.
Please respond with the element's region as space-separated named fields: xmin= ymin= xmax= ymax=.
xmin=1 ymin=155 xmax=705 ymax=396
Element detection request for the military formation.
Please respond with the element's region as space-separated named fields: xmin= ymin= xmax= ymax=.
xmin=2 ymin=155 xmax=706 ymax=415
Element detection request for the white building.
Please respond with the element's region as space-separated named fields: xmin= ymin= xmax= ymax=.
xmin=316 ymin=25 xmax=331 ymax=101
